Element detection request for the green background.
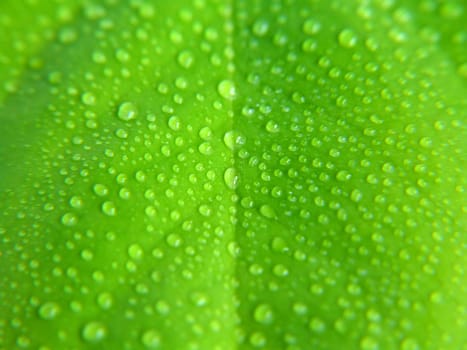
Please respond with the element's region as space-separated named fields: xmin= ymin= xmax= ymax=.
xmin=0 ymin=0 xmax=466 ymax=349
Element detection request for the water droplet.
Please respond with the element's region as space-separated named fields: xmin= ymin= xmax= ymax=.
xmin=81 ymin=249 xmax=93 ymax=261
xmin=199 ymin=142 xmax=213 ymax=155
xmin=224 ymin=168 xmax=239 ymax=190
xmin=61 ymin=212 xmax=78 ymax=226
xmin=97 ymin=292 xmax=113 ymax=310
xmin=38 ymin=302 xmax=60 ymax=320
xmin=69 ymin=196 xmax=84 ymax=209
xmin=271 ymin=237 xmax=288 ymax=253
xmin=199 ymin=126 xmax=212 ymax=140
xmin=350 ymin=189 xmax=363 ymax=202
xmin=260 ymin=204 xmax=276 ymax=219
xmin=249 ymin=263 xmax=263 ymax=275
xmin=81 ymin=92 xmax=96 ymax=106
xmin=265 ymin=120 xmax=280 ymax=133
xmin=118 ymin=102 xmax=137 ymax=121
xmin=419 ymin=137 xmax=432 ymax=148
xmin=400 ymin=338 xmax=420 ymax=350
xmin=336 ymin=170 xmax=351 ymax=181
xmin=292 ymin=302 xmax=308 ymax=315
xmin=93 ymin=184 xmax=109 ymax=197
xmin=190 ymin=291 xmax=209 ymax=307
xmin=82 ymin=321 xmax=107 ymax=343
xmin=254 ymin=304 xmax=273 ymax=324
xmin=249 ymin=332 xmax=266 ymax=347
xmin=177 ymin=50 xmax=194 ymax=69
xmin=338 ymin=29 xmax=358 ymax=48
xmin=58 ymin=28 xmax=77 ymax=44
xmin=217 ymin=79 xmax=236 ymax=100
xmin=272 ymin=264 xmax=288 ymax=277
xmin=168 ymin=116 xmax=181 ymax=131
xmin=119 ymin=188 xmax=131 ymax=200
xmin=227 ymin=241 xmax=240 ymax=258
xmin=252 ymin=18 xmax=269 ymax=37
xmin=309 ymin=317 xmax=326 ymax=332
xmin=458 ymin=62 xmax=467 ymax=78
xmin=141 ymin=329 xmax=161 ymax=348
xmin=303 ymin=18 xmax=321 ymax=35
xmin=198 ymin=204 xmax=212 ymax=217
xmin=115 ymin=49 xmax=130 ymax=62
xmin=101 ymin=201 xmax=117 ymax=216
xmin=223 ymin=130 xmax=245 ymax=151
xmin=128 ymin=244 xmax=144 ymax=260
xmin=166 ymin=233 xmax=182 ymax=248
xmin=115 ymin=128 xmax=128 ymax=139
xmin=155 ymin=300 xmax=170 ymax=315
xmin=360 ymin=336 xmax=379 ymax=350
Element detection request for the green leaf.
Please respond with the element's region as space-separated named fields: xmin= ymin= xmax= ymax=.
xmin=1 ymin=0 xmax=465 ymax=349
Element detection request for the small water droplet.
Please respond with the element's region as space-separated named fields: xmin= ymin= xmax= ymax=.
xmin=360 ymin=336 xmax=379 ymax=350
xmin=217 ymin=80 xmax=236 ymax=100
xmin=61 ymin=212 xmax=78 ymax=227
xmin=303 ymin=18 xmax=321 ymax=35
xmin=338 ymin=29 xmax=358 ymax=48
xmin=166 ymin=233 xmax=182 ymax=248
xmin=309 ymin=317 xmax=326 ymax=332
xmin=336 ymin=170 xmax=351 ymax=181
xmin=38 ymin=302 xmax=60 ymax=320
xmin=350 ymin=189 xmax=363 ymax=202
xmin=128 ymin=244 xmax=144 ymax=260
xmin=249 ymin=332 xmax=266 ymax=347
xmin=93 ymin=184 xmax=109 ymax=197
xmin=168 ymin=116 xmax=181 ymax=131
xmin=272 ymin=264 xmax=289 ymax=277
xmin=223 ymin=130 xmax=245 ymax=151
xmin=141 ymin=329 xmax=161 ymax=348
xmin=400 ymin=338 xmax=420 ymax=350
xmin=177 ymin=50 xmax=194 ymax=69
xmin=101 ymin=201 xmax=117 ymax=216
xmin=118 ymin=102 xmax=137 ymax=121
xmin=252 ymin=18 xmax=269 ymax=37
xmin=254 ymin=304 xmax=274 ymax=324
xmin=198 ymin=204 xmax=212 ymax=217
xmin=292 ymin=302 xmax=308 ymax=315
xmin=265 ymin=120 xmax=280 ymax=133
xmin=224 ymin=168 xmax=239 ymax=190
xmin=260 ymin=204 xmax=276 ymax=219
xmin=198 ymin=142 xmax=213 ymax=155
xmin=81 ymin=92 xmax=96 ymax=106
xmin=69 ymin=196 xmax=84 ymax=209
xmin=97 ymin=292 xmax=113 ymax=310
xmin=199 ymin=126 xmax=212 ymax=140
xmin=81 ymin=321 xmax=107 ymax=343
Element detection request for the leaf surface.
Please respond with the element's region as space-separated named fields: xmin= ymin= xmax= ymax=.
xmin=0 ymin=0 xmax=466 ymax=349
